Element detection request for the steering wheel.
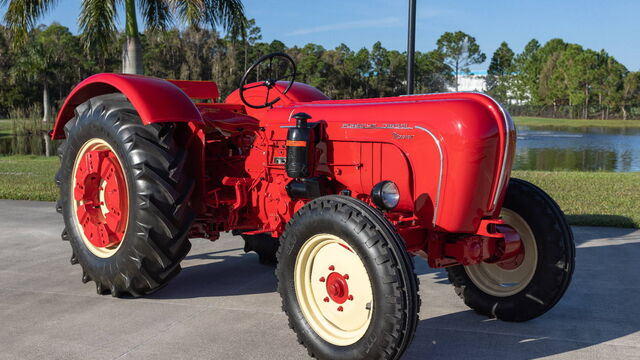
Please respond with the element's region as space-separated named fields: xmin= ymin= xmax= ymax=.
xmin=239 ymin=52 xmax=297 ymax=109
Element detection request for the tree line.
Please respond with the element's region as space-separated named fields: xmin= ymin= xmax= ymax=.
xmin=487 ymin=39 xmax=640 ymax=120
xmin=1 ymin=22 xmax=639 ymax=120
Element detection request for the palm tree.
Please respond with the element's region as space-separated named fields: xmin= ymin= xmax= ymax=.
xmin=1 ymin=0 xmax=246 ymax=74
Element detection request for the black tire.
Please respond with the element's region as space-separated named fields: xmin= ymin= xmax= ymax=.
xmin=56 ymin=93 xmax=195 ymax=297
xmin=241 ymin=233 xmax=279 ymax=265
xmin=447 ymin=178 xmax=575 ymax=321
xmin=276 ymin=195 xmax=420 ymax=360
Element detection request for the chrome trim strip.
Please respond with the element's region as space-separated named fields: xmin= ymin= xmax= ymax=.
xmin=286 ymin=108 xmax=297 ymax=123
xmin=475 ymin=93 xmax=514 ymax=210
xmin=414 ymin=126 xmax=444 ymax=227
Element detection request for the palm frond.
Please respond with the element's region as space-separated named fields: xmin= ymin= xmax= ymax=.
xmin=172 ymin=0 xmax=245 ymax=32
xmin=140 ymin=0 xmax=172 ymax=32
xmin=205 ymin=0 xmax=244 ymax=31
xmin=79 ymin=0 xmax=118 ymax=52
xmin=171 ymin=0 xmax=205 ymax=29
xmin=3 ymin=0 xmax=58 ymax=43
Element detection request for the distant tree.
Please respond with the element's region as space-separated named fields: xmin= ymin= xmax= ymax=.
xmin=415 ymin=50 xmax=452 ymax=93
xmin=320 ymin=44 xmax=353 ymax=98
xmin=181 ymin=27 xmax=219 ymax=81
xmin=511 ymin=39 xmax=541 ymax=103
xmin=143 ymin=29 xmax=186 ymax=79
xmin=1 ymin=0 xmax=246 ymax=74
xmin=327 ymin=44 xmax=370 ymax=98
xmin=436 ymin=31 xmax=486 ymax=91
xmin=0 ymin=25 xmax=16 ymax=117
xmin=488 ymin=42 xmax=514 ymax=77
xmin=486 ymin=41 xmax=515 ymax=102
xmin=595 ymin=51 xmax=627 ymax=119
xmin=242 ymin=19 xmax=262 ymax=70
xmin=385 ymin=49 xmax=407 ymax=95
xmin=370 ymin=41 xmax=390 ymax=96
xmin=622 ymin=72 xmax=640 ymax=119
xmin=12 ymin=24 xmax=80 ymax=122
xmin=295 ymin=43 xmax=328 ymax=89
xmin=534 ymin=39 xmax=571 ymax=112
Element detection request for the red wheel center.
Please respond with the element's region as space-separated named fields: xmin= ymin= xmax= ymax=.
xmin=74 ymin=148 xmax=128 ymax=249
xmin=326 ymin=272 xmax=349 ymax=304
xmin=495 ymin=225 xmax=525 ymax=270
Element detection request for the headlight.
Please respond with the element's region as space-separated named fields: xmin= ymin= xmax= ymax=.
xmin=371 ymin=181 xmax=400 ymax=210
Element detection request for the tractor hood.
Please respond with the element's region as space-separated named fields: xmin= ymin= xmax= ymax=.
xmin=258 ymin=92 xmax=516 ymax=233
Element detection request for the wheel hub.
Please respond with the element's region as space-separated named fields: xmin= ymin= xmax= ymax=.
xmin=464 ymin=208 xmax=538 ymax=297
xmin=73 ymin=140 xmax=128 ymax=252
xmin=326 ymin=272 xmax=349 ymax=304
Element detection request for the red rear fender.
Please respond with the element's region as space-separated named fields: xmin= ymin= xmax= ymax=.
xmin=52 ymin=73 xmax=204 ymax=139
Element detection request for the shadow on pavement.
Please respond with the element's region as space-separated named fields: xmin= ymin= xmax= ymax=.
xmin=150 ymin=248 xmax=277 ymax=300
xmin=407 ymin=238 xmax=640 ymax=359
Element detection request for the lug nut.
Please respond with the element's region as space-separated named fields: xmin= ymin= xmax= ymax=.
xmin=319 ymin=277 xmax=325 ymax=282
xmin=337 ymin=306 xmax=343 ymax=312
xmin=329 ymin=265 xmax=335 ymax=271
xmin=323 ymin=297 xmax=330 ymax=302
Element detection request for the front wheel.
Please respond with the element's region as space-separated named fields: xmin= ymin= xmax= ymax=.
xmin=276 ymin=195 xmax=419 ymax=360
xmin=447 ymin=178 xmax=575 ymax=321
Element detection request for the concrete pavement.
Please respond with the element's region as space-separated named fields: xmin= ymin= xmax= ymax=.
xmin=0 ymin=199 xmax=638 ymax=359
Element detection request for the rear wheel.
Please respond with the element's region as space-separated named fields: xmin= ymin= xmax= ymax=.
xmin=277 ymin=195 xmax=419 ymax=360
xmin=447 ymin=178 xmax=575 ymax=321
xmin=56 ymin=94 xmax=195 ymax=297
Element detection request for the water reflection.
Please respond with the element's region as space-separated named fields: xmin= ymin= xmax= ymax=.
xmin=514 ymin=126 xmax=640 ymax=172
xmin=0 ymin=133 xmax=61 ymax=156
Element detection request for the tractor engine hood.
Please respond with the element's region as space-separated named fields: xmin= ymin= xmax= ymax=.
xmin=261 ymin=92 xmax=516 ymax=234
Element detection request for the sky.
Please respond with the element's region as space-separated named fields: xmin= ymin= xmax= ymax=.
xmin=19 ymin=0 xmax=640 ymax=71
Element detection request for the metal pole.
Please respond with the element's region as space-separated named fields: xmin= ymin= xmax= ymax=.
xmin=407 ymin=0 xmax=416 ymax=94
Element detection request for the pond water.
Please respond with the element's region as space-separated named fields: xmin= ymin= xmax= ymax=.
xmin=0 ymin=133 xmax=61 ymax=156
xmin=1 ymin=125 xmax=640 ymax=172
xmin=514 ymin=126 xmax=640 ymax=172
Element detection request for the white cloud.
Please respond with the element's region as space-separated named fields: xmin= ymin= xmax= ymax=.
xmin=287 ymin=17 xmax=402 ymax=36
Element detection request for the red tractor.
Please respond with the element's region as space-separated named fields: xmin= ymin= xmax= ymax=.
xmin=53 ymin=53 xmax=574 ymax=360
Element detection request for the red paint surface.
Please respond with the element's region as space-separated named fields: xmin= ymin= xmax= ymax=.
xmin=56 ymin=74 xmax=519 ymax=268
xmin=52 ymin=73 xmax=203 ymax=139
xmin=167 ymin=79 xmax=220 ymax=102
xmin=326 ymin=272 xmax=350 ymax=304
xmin=74 ymin=148 xmax=128 ymax=248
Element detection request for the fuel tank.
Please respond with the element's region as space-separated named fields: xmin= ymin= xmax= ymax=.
xmin=228 ymin=86 xmax=516 ymax=234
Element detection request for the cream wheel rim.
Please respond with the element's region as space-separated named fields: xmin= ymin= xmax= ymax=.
xmin=464 ymin=208 xmax=538 ymax=297
xmin=294 ymin=234 xmax=374 ymax=346
xmin=71 ymin=138 xmax=129 ymax=258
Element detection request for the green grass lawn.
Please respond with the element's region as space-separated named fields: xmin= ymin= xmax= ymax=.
xmin=0 ymin=155 xmax=59 ymax=201
xmin=514 ymin=116 xmax=640 ymax=128
xmin=512 ymin=170 xmax=639 ymax=228
xmin=0 ymin=155 xmax=637 ymax=228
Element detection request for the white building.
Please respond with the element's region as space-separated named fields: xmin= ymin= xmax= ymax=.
xmin=446 ymin=71 xmax=487 ymax=92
